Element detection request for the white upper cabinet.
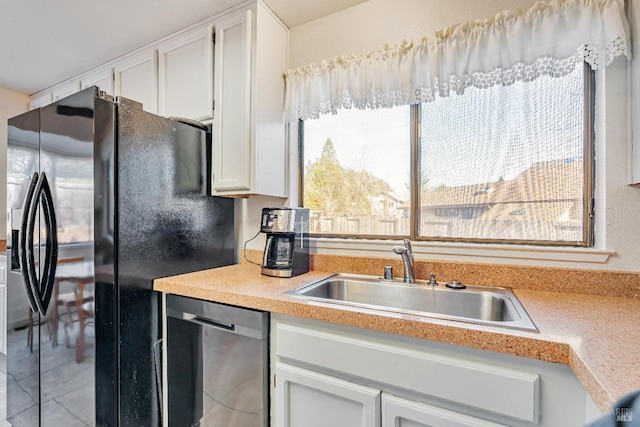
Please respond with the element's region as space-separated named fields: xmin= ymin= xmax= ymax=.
xmin=114 ymin=48 xmax=159 ymax=114
xmin=80 ymin=66 xmax=114 ymax=96
xmin=29 ymin=91 xmax=53 ymax=110
xmin=28 ymin=0 xmax=288 ymax=198
xmin=212 ymin=8 xmax=252 ymax=194
xmin=52 ymin=80 xmax=80 ymax=102
xmin=158 ymin=25 xmax=214 ymax=121
xmin=212 ymin=1 xmax=288 ymax=197
xmin=30 ymin=80 xmax=78 ymax=110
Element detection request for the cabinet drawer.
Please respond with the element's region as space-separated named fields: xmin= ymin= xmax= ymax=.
xmin=382 ymin=393 xmax=509 ymax=427
xmin=276 ymin=322 xmax=539 ymax=423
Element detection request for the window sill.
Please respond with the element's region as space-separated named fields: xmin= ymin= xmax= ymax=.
xmin=309 ymin=237 xmax=614 ymax=267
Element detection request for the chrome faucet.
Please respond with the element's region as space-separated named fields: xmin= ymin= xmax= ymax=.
xmin=392 ymin=239 xmax=415 ymax=284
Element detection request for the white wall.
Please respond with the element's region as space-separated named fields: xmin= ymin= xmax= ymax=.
xmin=0 ymin=88 xmax=29 ymax=241
xmin=242 ymin=0 xmax=640 ymax=272
xmin=288 ymin=0 xmax=536 ymax=69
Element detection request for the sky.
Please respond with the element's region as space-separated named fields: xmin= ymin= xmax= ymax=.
xmin=303 ymin=105 xmax=411 ymax=197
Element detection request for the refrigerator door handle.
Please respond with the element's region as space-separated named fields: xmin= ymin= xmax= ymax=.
xmin=25 ymin=172 xmax=59 ymax=316
xmin=38 ymin=172 xmax=59 ymax=316
xmin=18 ymin=172 xmax=40 ymax=313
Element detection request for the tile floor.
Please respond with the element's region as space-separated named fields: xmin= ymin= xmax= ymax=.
xmin=0 ymin=351 xmax=7 ymax=427
xmin=3 ymin=321 xmax=94 ymax=426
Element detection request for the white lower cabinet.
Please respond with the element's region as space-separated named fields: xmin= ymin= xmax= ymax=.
xmin=272 ymin=314 xmax=591 ymax=427
xmin=274 ymin=363 xmax=507 ymax=427
xmin=381 ymin=393 xmax=507 ymax=427
xmin=275 ymin=363 xmax=380 ymax=427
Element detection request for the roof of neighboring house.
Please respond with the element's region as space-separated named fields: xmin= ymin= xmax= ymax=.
xmin=420 ymin=181 xmax=507 ymax=207
xmin=371 ymin=192 xmax=406 ymax=204
xmin=404 ymin=158 xmax=584 ymax=222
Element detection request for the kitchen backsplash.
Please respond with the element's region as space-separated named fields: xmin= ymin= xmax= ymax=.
xmin=243 ymin=249 xmax=640 ymax=299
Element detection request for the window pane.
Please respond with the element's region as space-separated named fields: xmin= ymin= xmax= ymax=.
xmin=303 ymin=106 xmax=411 ymax=236
xmin=419 ymin=62 xmax=587 ymax=243
xmin=42 ymin=153 xmax=94 ymax=244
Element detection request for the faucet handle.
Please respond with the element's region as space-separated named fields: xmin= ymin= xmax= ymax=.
xmin=392 ymin=245 xmax=407 ymax=255
xmin=428 ymin=272 xmax=437 ymax=286
xmin=383 ymin=266 xmax=393 ymax=280
xmin=403 ymin=239 xmax=414 ymax=262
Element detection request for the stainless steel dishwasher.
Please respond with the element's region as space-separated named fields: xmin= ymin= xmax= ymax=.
xmin=164 ymin=294 xmax=269 ymax=427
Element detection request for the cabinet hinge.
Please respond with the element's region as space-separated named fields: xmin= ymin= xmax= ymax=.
xmin=212 ymin=32 xmax=216 ymax=44
xmin=589 ymin=197 xmax=595 ymax=219
xmin=273 ymin=373 xmax=276 ymax=388
xmin=212 ymin=100 xmax=215 ymax=110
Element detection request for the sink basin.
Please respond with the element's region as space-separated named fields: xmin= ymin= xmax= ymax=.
xmin=284 ymin=274 xmax=538 ymax=332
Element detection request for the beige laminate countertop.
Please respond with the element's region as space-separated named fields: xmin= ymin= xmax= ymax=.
xmin=154 ymin=263 xmax=640 ymax=413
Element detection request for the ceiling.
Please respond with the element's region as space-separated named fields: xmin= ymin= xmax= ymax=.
xmin=0 ymin=0 xmax=367 ymax=95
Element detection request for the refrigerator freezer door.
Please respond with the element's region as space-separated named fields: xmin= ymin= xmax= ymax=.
xmin=6 ymin=109 xmax=42 ymax=424
xmin=18 ymin=172 xmax=39 ymax=313
xmin=39 ymin=88 xmax=97 ymax=426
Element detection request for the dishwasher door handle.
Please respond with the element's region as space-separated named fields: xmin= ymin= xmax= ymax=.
xmin=171 ymin=309 xmax=266 ymax=340
xmin=166 ymin=301 xmax=268 ymax=340
xmin=183 ymin=313 xmax=235 ymax=332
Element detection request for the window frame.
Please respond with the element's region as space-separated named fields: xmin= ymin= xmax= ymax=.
xmin=299 ymin=64 xmax=595 ymax=247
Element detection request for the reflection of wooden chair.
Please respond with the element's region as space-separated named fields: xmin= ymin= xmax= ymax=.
xmin=27 ymin=255 xmax=85 ymax=351
xmin=76 ymin=291 xmax=95 ymax=363
xmin=27 ymin=310 xmax=49 ymax=352
xmin=56 ymin=279 xmax=94 ymax=349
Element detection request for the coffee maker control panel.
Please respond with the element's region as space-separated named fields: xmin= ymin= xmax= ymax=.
xmin=261 ymin=208 xmax=294 ymax=233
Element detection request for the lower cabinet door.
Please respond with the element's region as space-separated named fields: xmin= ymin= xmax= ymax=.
xmin=276 ymin=363 xmax=381 ymax=427
xmin=381 ymin=393 xmax=509 ymax=427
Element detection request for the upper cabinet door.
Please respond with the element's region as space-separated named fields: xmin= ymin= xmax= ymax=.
xmin=212 ymin=8 xmax=253 ymax=194
xmin=158 ymin=25 xmax=214 ymax=121
xmin=30 ymin=91 xmax=53 ymax=110
xmin=80 ymin=66 xmax=114 ymax=96
xmin=52 ymin=80 xmax=80 ymax=102
xmin=114 ymin=48 xmax=158 ymax=114
xmin=211 ymin=3 xmax=288 ymax=198
xmin=31 ymin=79 xmax=80 ymax=110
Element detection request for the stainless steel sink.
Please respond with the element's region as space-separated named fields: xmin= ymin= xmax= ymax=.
xmin=284 ymin=274 xmax=538 ymax=332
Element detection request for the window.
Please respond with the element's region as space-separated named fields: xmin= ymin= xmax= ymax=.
xmin=302 ymin=106 xmax=411 ymax=236
xmin=7 ymin=147 xmax=94 ymax=244
xmin=300 ymin=61 xmax=594 ymax=246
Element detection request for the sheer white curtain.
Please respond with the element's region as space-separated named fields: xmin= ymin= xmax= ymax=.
xmin=283 ymin=0 xmax=630 ymax=123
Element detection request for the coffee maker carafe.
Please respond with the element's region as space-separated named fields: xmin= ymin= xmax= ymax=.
xmin=261 ymin=207 xmax=309 ymax=278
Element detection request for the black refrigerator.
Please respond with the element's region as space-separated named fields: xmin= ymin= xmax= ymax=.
xmin=6 ymin=86 xmax=235 ymax=426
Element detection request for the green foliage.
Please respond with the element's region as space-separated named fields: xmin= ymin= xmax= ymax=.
xmin=304 ymin=138 xmax=393 ymax=216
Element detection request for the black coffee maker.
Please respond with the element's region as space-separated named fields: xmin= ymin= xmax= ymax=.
xmin=260 ymin=207 xmax=309 ymax=278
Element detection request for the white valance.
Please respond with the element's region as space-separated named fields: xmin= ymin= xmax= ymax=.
xmin=283 ymin=0 xmax=630 ymax=123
